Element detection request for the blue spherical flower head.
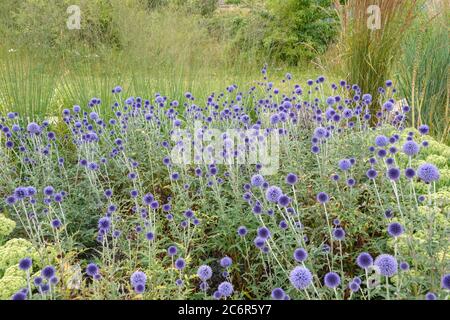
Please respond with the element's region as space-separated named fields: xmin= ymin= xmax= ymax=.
xmin=293 ymin=248 xmax=308 ymax=262
xmin=130 ymin=271 xmax=147 ymax=288
xmin=418 ymin=125 xmax=429 ymax=135
xmin=271 ymin=288 xmax=286 ymax=300
xmin=237 ymin=226 xmax=247 ymax=237
xmin=425 ymin=292 xmax=437 ymax=300
xmin=356 ymin=252 xmax=373 ymax=269
xmin=41 ymin=265 xmax=56 ymax=279
xmin=265 ymin=186 xmax=282 ymax=203
xmin=399 ymin=262 xmax=410 ymax=271
xmin=86 ymin=263 xmax=99 ymax=277
xmin=145 ymin=232 xmax=155 ymax=241
xmin=218 ymin=281 xmax=233 ymax=297
xmin=387 ymin=222 xmax=404 ymax=237
xmin=338 ymin=159 xmax=352 ymax=171
xmin=441 ymin=274 xmax=450 ymax=290
xmin=11 ymin=291 xmax=27 ymax=300
xmin=404 ymin=168 xmax=416 ymax=179
xmin=374 ymin=254 xmax=398 ymax=277
xmin=375 ymin=135 xmax=389 ymax=147
xmin=98 ymin=216 xmax=111 ymax=232
xmin=387 ymin=167 xmax=401 ymax=181
xmin=19 ymin=257 xmax=32 ymax=271
xmin=286 ymin=173 xmax=298 ymax=185
xmin=314 ymin=127 xmax=327 ymax=139
xmin=289 ymin=266 xmax=313 ymax=290
xmin=257 ymin=226 xmax=271 ymax=239
xmin=213 ymin=290 xmax=222 ymax=300
xmin=402 ymin=141 xmax=420 ymax=156
xmin=175 ymin=258 xmax=186 ymax=270
xmin=27 ymin=122 xmax=41 ymax=135
xmin=220 ymin=256 xmax=232 ymax=268
xmin=167 ymin=245 xmax=177 ymax=256
xmin=278 ymin=195 xmax=291 ymax=207
xmin=333 ymin=227 xmax=346 ymax=240
xmin=134 ymin=283 xmax=145 ymax=294
xmin=250 ymin=174 xmax=264 ymax=187
xmin=197 ymin=265 xmax=213 ymax=282
xmin=316 ymin=192 xmax=329 ymax=204
xmin=417 ymin=163 xmax=440 ymax=183
xmin=349 ymin=281 xmax=360 ymax=292
xmin=324 ymin=272 xmax=340 ymax=288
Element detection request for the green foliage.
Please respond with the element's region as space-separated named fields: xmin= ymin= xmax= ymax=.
xmin=336 ymin=0 xmax=420 ymax=116
xmin=396 ymin=6 xmax=449 ymax=144
xmin=264 ymin=0 xmax=338 ymax=65
xmin=207 ymin=0 xmax=338 ymax=66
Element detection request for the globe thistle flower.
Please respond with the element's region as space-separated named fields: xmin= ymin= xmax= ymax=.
xmin=417 ymin=163 xmax=440 ymax=183
xmin=130 ymin=271 xmax=147 ymax=288
xmin=338 ymin=159 xmax=352 ymax=171
xmin=11 ymin=291 xmax=27 ymax=300
xmin=353 ymin=277 xmax=362 ymax=285
xmin=374 ymin=254 xmax=398 ymax=277
xmin=293 ymin=248 xmax=308 ymax=262
xmin=402 ymin=141 xmax=420 ymax=156
xmin=41 ymin=266 xmax=56 ymax=279
xmin=220 ymin=256 xmax=232 ymax=268
xmin=141 ymin=193 xmax=155 ymax=206
xmin=213 ymin=290 xmax=222 ymax=300
xmin=278 ymin=195 xmax=291 ymax=207
xmin=316 ymin=192 xmax=329 ymax=204
xmin=285 ymin=173 xmax=298 ymax=185
xmin=324 ymin=272 xmax=340 ymax=288
xmin=313 ymin=127 xmax=327 ymax=139
xmin=50 ymin=276 xmax=59 ymax=285
xmin=441 ymin=274 xmax=450 ymax=290
xmin=145 ymin=232 xmax=154 ymax=241
xmin=347 ymin=280 xmax=359 ymax=292
xmin=271 ymin=288 xmax=286 ymax=300
xmin=279 ymin=220 xmax=288 ymax=229
xmin=387 ymin=222 xmax=404 ymax=237
xmin=218 ymin=281 xmax=233 ymax=297
xmin=356 ymin=252 xmax=373 ymax=269
xmin=86 ymin=263 xmax=99 ymax=277
xmin=27 ymin=122 xmax=41 ymax=135
xmin=257 ymin=226 xmax=271 ymax=239
xmin=399 ymin=262 xmax=410 ymax=271
xmin=167 ymin=246 xmax=177 ymax=256
xmin=347 ymin=178 xmax=356 ymax=187
xmin=98 ymin=217 xmax=111 ymax=232
xmin=289 ymin=266 xmax=313 ymax=290
xmin=332 ymin=227 xmax=346 ymax=241
xmin=404 ymin=168 xmax=416 ymax=179
xmin=251 ymin=174 xmax=265 ymax=187
xmin=18 ymin=257 xmax=32 ymax=271
xmin=265 ymin=186 xmax=282 ymax=203
xmin=387 ymin=167 xmax=401 ymax=181
xmin=175 ymin=258 xmax=186 ymax=270
xmin=375 ymin=135 xmax=389 ymax=147
xmin=425 ymin=292 xmax=437 ymax=300
xmin=253 ymin=236 xmax=265 ymax=249
xmin=197 ymin=265 xmax=212 ymax=282
xmin=418 ymin=125 xmax=429 ymax=135
xmin=33 ymin=276 xmax=43 ymax=286
xmin=237 ymin=226 xmax=247 ymax=237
